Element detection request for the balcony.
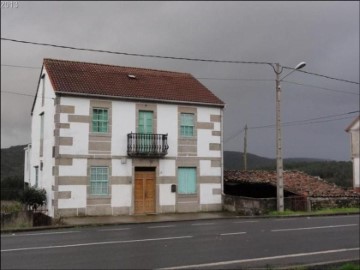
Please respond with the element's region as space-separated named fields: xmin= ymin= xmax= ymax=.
xmin=127 ymin=133 xmax=169 ymax=158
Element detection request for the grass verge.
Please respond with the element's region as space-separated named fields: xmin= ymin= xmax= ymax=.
xmin=268 ymin=207 xmax=360 ymax=216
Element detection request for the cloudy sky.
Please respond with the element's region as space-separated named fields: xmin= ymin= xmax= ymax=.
xmin=1 ymin=1 xmax=359 ymax=161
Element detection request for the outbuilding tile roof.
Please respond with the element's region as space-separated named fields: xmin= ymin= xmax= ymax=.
xmin=43 ymin=58 xmax=224 ymax=106
xmin=224 ymin=170 xmax=360 ymax=197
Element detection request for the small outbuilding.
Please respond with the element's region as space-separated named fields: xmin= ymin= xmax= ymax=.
xmin=223 ymin=170 xmax=359 ymax=215
xmin=345 ymin=116 xmax=360 ymax=192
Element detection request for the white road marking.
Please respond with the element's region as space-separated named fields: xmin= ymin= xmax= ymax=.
xmin=271 ymin=224 xmax=358 ymax=232
xmin=191 ymin=223 xmax=215 ymax=226
xmin=233 ymin=221 xmax=258 ymax=224
xmin=311 ymin=215 xmax=360 ymax=219
xmin=148 ymin=225 xmax=176 ymax=229
xmin=98 ymin=228 xmax=131 ymax=232
xmin=1 ymin=231 xmax=80 ymax=237
xmin=1 ymin=235 xmax=193 ymax=253
xmin=220 ymin=232 xmax=247 ymax=236
xmin=159 ymin=247 xmax=360 ymax=269
xmin=275 ymin=218 xmax=301 ymax=221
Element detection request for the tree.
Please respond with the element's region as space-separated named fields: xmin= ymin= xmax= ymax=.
xmin=21 ymin=187 xmax=47 ymax=211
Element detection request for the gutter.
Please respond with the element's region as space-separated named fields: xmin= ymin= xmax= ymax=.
xmin=55 ymin=91 xmax=225 ymax=108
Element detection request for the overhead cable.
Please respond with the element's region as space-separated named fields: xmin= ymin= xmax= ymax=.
xmin=2 ymin=37 xmax=359 ymax=84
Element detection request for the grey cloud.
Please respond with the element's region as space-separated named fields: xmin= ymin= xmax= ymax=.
xmin=1 ymin=1 xmax=359 ymax=160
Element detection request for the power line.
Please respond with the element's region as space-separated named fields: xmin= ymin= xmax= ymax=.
xmin=1 ymin=90 xmax=54 ymax=100
xmin=224 ymin=128 xmax=245 ymax=143
xmin=224 ymin=110 xmax=359 ymax=143
xmin=1 ymin=37 xmax=272 ymax=65
xmin=249 ymin=111 xmax=359 ymax=130
xmin=197 ymin=77 xmax=359 ymax=96
xmin=3 ymin=64 xmax=358 ymax=96
xmin=283 ymin=66 xmax=359 ymax=85
xmin=282 ymin=80 xmax=359 ymax=95
xmin=1 ymin=90 xmax=35 ymax=98
xmin=1 ymin=64 xmax=41 ymax=69
xmin=197 ymin=77 xmax=273 ymax=82
xmin=2 ymin=37 xmax=359 ymax=85
xmin=282 ymin=116 xmax=355 ymax=127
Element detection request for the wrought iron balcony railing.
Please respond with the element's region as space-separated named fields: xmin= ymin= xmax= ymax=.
xmin=127 ymin=133 xmax=169 ymax=157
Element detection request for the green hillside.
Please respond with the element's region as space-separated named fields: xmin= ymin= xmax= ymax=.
xmin=224 ymin=151 xmax=274 ymax=170
xmin=224 ymin=151 xmax=330 ymax=170
xmin=1 ymin=145 xmax=26 ymax=180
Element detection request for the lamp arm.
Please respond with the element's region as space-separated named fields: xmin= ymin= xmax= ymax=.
xmin=268 ymin=63 xmax=283 ymax=75
xmin=280 ymin=69 xmax=297 ymax=81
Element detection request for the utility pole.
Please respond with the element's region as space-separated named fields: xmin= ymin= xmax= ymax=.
xmin=273 ymin=61 xmax=306 ymax=212
xmin=243 ymin=124 xmax=248 ymax=171
xmin=275 ymin=63 xmax=284 ymax=212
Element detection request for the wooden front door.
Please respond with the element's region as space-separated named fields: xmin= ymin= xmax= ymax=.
xmin=134 ymin=171 xmax=156 ymax=214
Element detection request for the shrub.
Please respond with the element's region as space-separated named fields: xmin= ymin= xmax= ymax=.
xmin=21 ymin=187 xmax=47 ymax=211
xmin=0 ymin=200 xmax=23 ymax=213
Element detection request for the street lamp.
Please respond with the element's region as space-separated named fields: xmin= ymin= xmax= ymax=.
xmin=271 ymin=61 xmax=306 ymax=212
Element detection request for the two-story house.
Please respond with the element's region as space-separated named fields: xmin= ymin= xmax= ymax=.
xmin=24 ymin=58 xmax=225 ymax=218
xmin=346 ymin=116 xmax=360 ymax=192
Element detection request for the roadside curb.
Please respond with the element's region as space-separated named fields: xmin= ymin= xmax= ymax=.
xmin=1 ymin=212 xmax=359 ymax=234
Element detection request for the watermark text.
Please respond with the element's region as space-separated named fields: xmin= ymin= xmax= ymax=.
xmin=1 ymin=1 xmax=19 ymax=8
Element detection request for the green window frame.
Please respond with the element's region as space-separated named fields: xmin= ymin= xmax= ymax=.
xmin=180 ymin=113 xmax=194 ymax=137
xmin=178 ymin=167 xmax=197 ymax=194
xmin=90 ymin=167 xmax=109 ymax=195
xmin=92 ymin=108 xmax=108 ymax=133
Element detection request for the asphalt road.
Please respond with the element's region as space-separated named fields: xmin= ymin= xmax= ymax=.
xmin=1 ymin=215 xmax=359 ymax=269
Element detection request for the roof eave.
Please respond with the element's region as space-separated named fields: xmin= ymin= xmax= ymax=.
xmin=55 ymin=91 xmax=225 ymax=108
xmin=30 ymin=65 xmax=45 ymax=115
xmin=345 ymin=116 xmax=360 ymax=132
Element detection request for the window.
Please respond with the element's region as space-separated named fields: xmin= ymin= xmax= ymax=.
xmin=41 ymin=74 xmax=45 ymax=106
xmin=180 ymin=113 xmax=194 ymax=137
xmin=90 ymin=167 xmax=109 ymax=195
xmin=178 ymin=167 xmax=197 ymax=194
xmin=40 ymin=113 xmax=44 ymax=139
xmin=40 ymin=113 xmax=44 ymax=157
xmin=92 ymin=108 xmax=108 ymax=133
xmin=34 ymin=166 xmax=39 ymax=188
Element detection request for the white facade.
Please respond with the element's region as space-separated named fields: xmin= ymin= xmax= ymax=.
xmin=346 ymin=117 xmax=360 ymax=191
xmin=27 ymin=68 xmax=56 ymax=217
xmin=26 ymin=64 xmax=224 ymax=218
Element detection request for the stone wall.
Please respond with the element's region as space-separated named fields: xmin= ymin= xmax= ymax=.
xmin=223 ymin=195 xmax=306 ymax=215
xmin=309 ymin=197 xmax=360 ymax=211
xmin=1 ymin=211 xmax=32 ymax=229
xmin=1 ymin=211 xmax=53 ymax=229
xmin=223 ymin=195 xmax=360 ymax=215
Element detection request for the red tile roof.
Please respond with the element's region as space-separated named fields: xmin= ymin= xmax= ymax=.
xmin=224 ymin=170 xmax=360 ymax=198
xmin=43 ymin=58 xmax=224 ymax=107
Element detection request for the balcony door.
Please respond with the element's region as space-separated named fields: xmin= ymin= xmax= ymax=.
xmin=138 ymin=111 xmax=153 ymax=134
xmin=138 ymin=111 xmax=153 ymax=152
